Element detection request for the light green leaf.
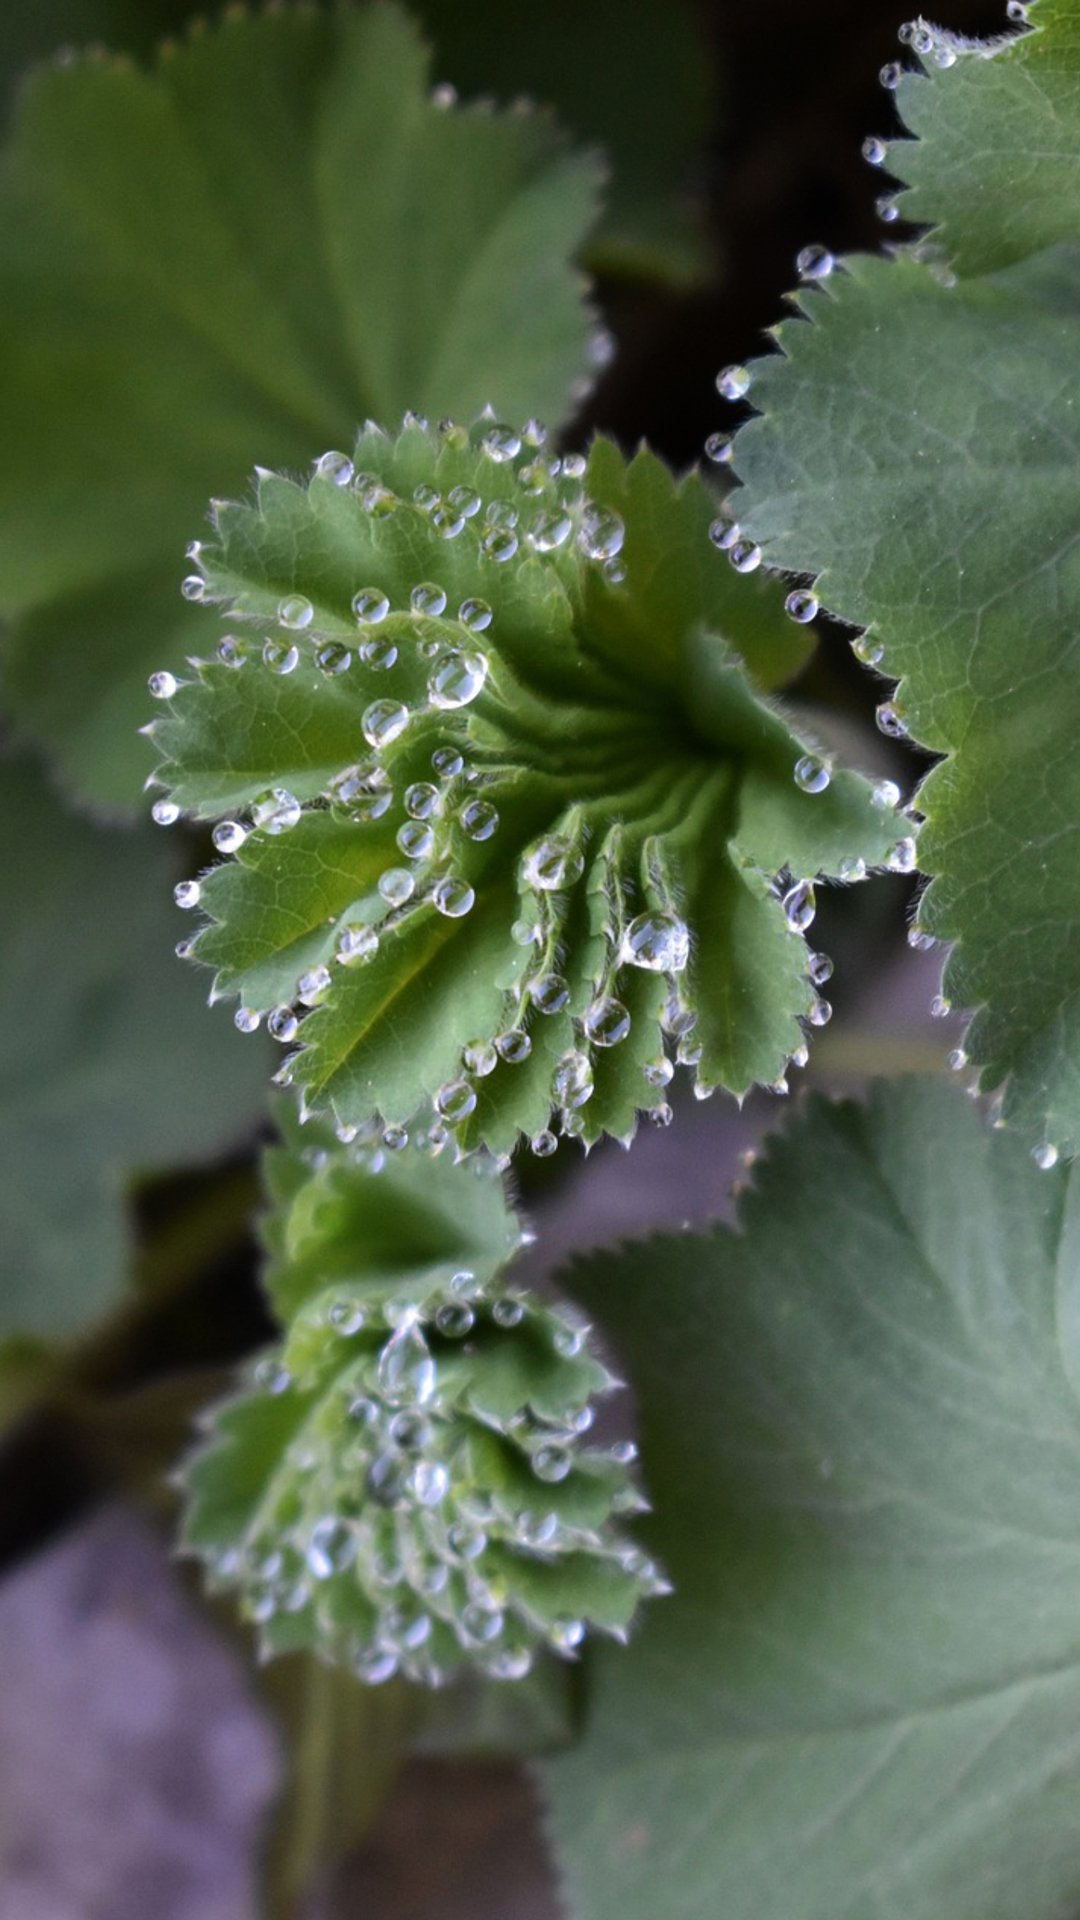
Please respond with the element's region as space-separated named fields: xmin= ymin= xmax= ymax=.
xmin=0 ymin=751 xmax=267 ymax=1337
xmin=151 ymin=420 xmax=904 ymax=1156
xmin=182 ymin=1116 xmax=661 ymax=1686
xmin=0 ymin=3 xmax=603 ymax=808
xmin=729 ymin=9 xmax=1080 ymax=1160
xmin=541 ymin=1076 xmax=1080 ymax=1920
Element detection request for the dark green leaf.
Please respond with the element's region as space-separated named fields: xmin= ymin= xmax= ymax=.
xmin=0 ymin=3 xmax=603 ymax=806
xmin=542 ymin=1077 xmax=1080 ymax=1920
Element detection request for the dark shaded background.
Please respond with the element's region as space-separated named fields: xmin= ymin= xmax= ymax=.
xmin=0 ymin=2 xmax=1006 ymax=1915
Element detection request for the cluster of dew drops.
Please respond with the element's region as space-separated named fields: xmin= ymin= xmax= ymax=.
xmin=225 ymin=1268 xmax=666 ymax=1686
xmin=148 ymin=411 xmax=702 ymax=1159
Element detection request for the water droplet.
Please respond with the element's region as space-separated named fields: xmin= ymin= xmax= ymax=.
xmin=880 ymin=60 xmax=902 ymax=88
xmin=553 ymin=1049 xmax=594 ymax=1110
xmin=331 ymin=763 xmax=393 ymax=821
xmin=448 ymin=1521 xmax=486 ymax=1561
xmin=355 ymin=1648 xmax=398 ymax=1686
xmin=523 ymin=836 xmax=585 ymax=892
xmin=782 ymin=880 xmax=816 ymax=933
xmin=481 ymin=524 xmax=519 ymax=563
xmin=652 ymin=1102 xmax=674 ymax=1128
xmin=578 ymin=505 xmax=625 ymax=562
xmin=492 ymin=1297 xmax=525 ymax=1327
xmin=277 ymin=594 xmax=313 ymax=631
xmin=621 ymin=911 xmax=690 ymax=973
xmin=794 ymin=754 xmax=830 ymax=794
xmin=807 ymin=995 xmax=832 ymax=1027
xmin=482 ymin=424 xmax=522 ymax=463
xmin=152 ymin=798 xmax=180 ymax=826
xmin=458 ymin=798 xmax=498 ymax=843
xmin=839 ymin=856 xmax=867 ymax=883
xmin=531 ymin=1128 xmax=558 ymax=1157
xmin=876 ymin=194 xmax=901 ymax=224
xmin=379 ymin=866 xmax=415 ymax=908
xmin=435 ymin=1077 xmax=477 ymax=1122
xmin=446 ymin=484 xmax=482 ymax=519
xmin=796 ymin=243 xmax=835 ymax=281
xmin=314 ymin=449 xmax=354 ymax=485
xmin=218 ymin=635 xmax=246 ymax=668
xmin=1032 ymin=1141 xmax=1059 ymax=1171
xmin=876 ymin=702 xmax=908 ymax=739
xmin=352 ymin=587 xmax=390 ymax=624
xmin=148 ymin=670 xmax=177 ymax=699
xmin=872 ymin=779 xmax=902 ymax=810
xmin=411 ymin=1460 xmax=450 ymax=1507
xmin=433 ymin=874 xmax=475 ymax=918
xmin=643 ymin=1056 xmax=674 ymax=1087
xmin=267 ymin=1005 xmax=298 ymax=1043
xmin=529 ymin=508 xmax=572 ymax=551
xmin=297 ymin=965 xmax=331 ymax=1006
xmin=435 ymin=1301 xmax=474 ymax=1338
xmin=360 ymin=635 xmax=398 ymax=671
xmin=180 ymin=575 xmax=205 ymax=603
xmin=174 ymin=880 xmax=201 ymax=910
xmin=947 ymin=1047 xmax=968 ymax=1072
xmin=529 ymin=972 xmax=570 ymax=1014
xmin=432 ymin=502 xmax=466 ymax=540
xmin=716 ymin=364 xmax=751 ymax=402
xmin=235 ymin=1007 xmax=261 ymax=1034
xmin=428 ymin=648 xmax=488 ymax=709
xmin=708 ymin=518 xmax=741 ymax=553
xmin=933 ymin=42 xmax=957 ymax=67
xmin=808 ymin=951 xmax=833 ymax=987
xmin=496 ymin=1027 xmax=532 ymax=1064
xmin=862 ymin=135 xmax=888 ymax=166
xmin=463 ymin=1039 xmax=497 ymax=1077
xmin=583 ymin=996 xmax=631 ymax=1047
xmin=378 ymin=1316 xmax=437 ymax=1405
xmin=458 ymin=598 xmax=493 ymax=633
xmin=785 ymin=589 xmax=819 ymax=624
xmin=252 ymin=787 xmax=301 ymax=834
xmin=390 ymin=816 xmax=433 ymax=868
xmin=551 ymin=1617 xmax=586 ymax=1655
xmin=337 ymin=923 xmax=379 ymax=965
xmin=704 ymin=431 xmax=734 ymax=465
xmin=887 ymin=836 xmax=917 ymax=873
xmin=533 ymin=1443 xmax=573 ymax=1483
xmin=263 ymin=637 xmax=299 ymax=676
xmin=411 ymin=582 xmax=448 ymax=620
xmin=728 ymin=537 xmax=762 ymax=574
xmin=362 ymin=699 xmax=410 ymax=749
xmin=853 ymin=634 xmax=885 ymax=667
xmin=306 ymin=1518 xmax=356 ymax=1579
xmin=209 ymin=818 xmax=244 ymax=855
xmin=367 ymin=1450 xmax=410 ymax=1505
xmin=930 ymin=994 xmax=951 ymax=1019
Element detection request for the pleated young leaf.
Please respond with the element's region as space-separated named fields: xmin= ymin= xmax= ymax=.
xmin=0 ymin=2 xmax=604 ymax=807
xmin=728 ymin=3 xmax=1080 ymax=1163
xmin=182 ymin=1110 xmax=662 ymax=1686
xmin=541 ymin=1077 xmax=1080 ymax=1920
xmin=149 ymin=419 xmax=906 ymax=1158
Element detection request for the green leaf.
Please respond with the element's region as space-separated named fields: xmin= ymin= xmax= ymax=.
xmin=887 ymin=4 xmax=1080 ymax=276
xmin=541 ymin=1076 xmax=1080 ymax=1920
xmin=181 ymin=1117 xmax=661 ymax=1686
xmin=411 ymin=0 xmax=711 ymax=283
xmin=728 ymin=11 xmax=1080 ymax=1162
xmin=0 ymin=3 xmax=603 ymax=808
xmin=0 ymin=750 xmax=267 ymax=1337
xmin=151 ymin=420 xmax=904 ymax=1157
